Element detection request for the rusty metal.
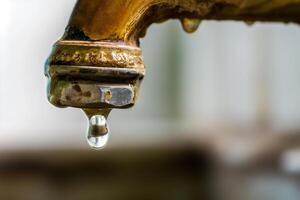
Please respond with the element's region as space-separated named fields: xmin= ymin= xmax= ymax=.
xmin=45 ymin=0 xmax=300 ymax=111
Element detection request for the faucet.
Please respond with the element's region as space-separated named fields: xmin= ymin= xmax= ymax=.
xmin=45 ymin=0 xmax=300 ymax=148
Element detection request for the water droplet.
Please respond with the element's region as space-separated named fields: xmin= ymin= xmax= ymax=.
xmin=86 ymin=115 xmax=110 ymax=150
xmin=83 ymin=109 xmax=111 ymax=149
xmin=181 ymin=18 xmax=201 ymax=33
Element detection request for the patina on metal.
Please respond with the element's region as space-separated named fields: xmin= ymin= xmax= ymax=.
xmin=46 ymin=41 xmax=143 ymax=109
xmin=45 ymin=0 xmax=300 ymax=114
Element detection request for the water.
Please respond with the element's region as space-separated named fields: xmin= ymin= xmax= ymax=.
xmin=181 ymin=18 xmax=201 ymax=33
xmin=83 ymin=109 xmax=111 ymax=150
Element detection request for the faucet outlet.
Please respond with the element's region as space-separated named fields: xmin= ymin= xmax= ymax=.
xmin=45 ymin=40 xmax=144 ymax=109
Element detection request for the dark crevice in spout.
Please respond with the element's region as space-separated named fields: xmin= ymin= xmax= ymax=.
xmin=130 ymin=3 xmax=206 ymax=44
xmin=63 ymin=26 xmax=91 ymax=41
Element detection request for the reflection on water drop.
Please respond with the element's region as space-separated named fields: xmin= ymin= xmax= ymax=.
xmin=181 ymin=18 xmax=201 ymax=33
xmin=87 ymin=115 xmax=110 ymax=150
xmin=87 ymin=134 xmax=109 ymax=150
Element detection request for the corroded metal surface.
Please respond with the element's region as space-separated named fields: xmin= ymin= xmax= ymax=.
xmin=65 ymin=0 xmax=300 ymax=45
xmin=49 ymin=41 xmax=144 ymax=69
xmin=46 ymin=0 xmax=300 ymax=110
xmin=45 ymin=41 xmax=144 ymax=109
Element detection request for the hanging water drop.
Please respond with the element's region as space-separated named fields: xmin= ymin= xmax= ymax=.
xmin=181 ymin=18 xmax=201 ymax=33
xmin=83 ymin=109 xmax=111 ymax=150
xmin=87 ymin=115 xmax=110 ymax=149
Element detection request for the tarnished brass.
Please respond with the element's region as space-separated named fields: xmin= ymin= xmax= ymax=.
xmin=46 ymin=41 xmax=144 ymax=109
xmin=45 ymin=0 xmax=300 ymax=111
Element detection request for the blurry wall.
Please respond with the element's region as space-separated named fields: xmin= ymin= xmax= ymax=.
xmin=0 ymin=0 xmax=300 ymax=150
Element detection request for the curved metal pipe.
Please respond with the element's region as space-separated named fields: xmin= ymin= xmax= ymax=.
xmin=65 ymin=0 xmax=300 ymax=45
xmin=45 ymin=0 xmax=300 ymax=112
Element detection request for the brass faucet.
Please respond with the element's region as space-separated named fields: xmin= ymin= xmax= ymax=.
xmin=44 ymin=0 xmax=300 ymax=147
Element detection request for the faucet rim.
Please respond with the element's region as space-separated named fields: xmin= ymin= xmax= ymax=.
xmin=56 ymin=40 xmax=142 ymax=51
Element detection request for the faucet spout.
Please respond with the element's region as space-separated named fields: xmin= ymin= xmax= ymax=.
xmin=45 ymin=0 xmax=300 ymax=143
xmin=64 ymin=0 xmax=300 ymax=45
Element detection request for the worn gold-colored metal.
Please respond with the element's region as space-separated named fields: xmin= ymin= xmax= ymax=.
xmin=45 ymin=0 xmax=300 ymax=110
xmin=45 ymin=41 xmax=144 ymax=109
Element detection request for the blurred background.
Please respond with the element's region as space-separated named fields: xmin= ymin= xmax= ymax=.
xmin=0 ymin=0 xmax=300 ymax=199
